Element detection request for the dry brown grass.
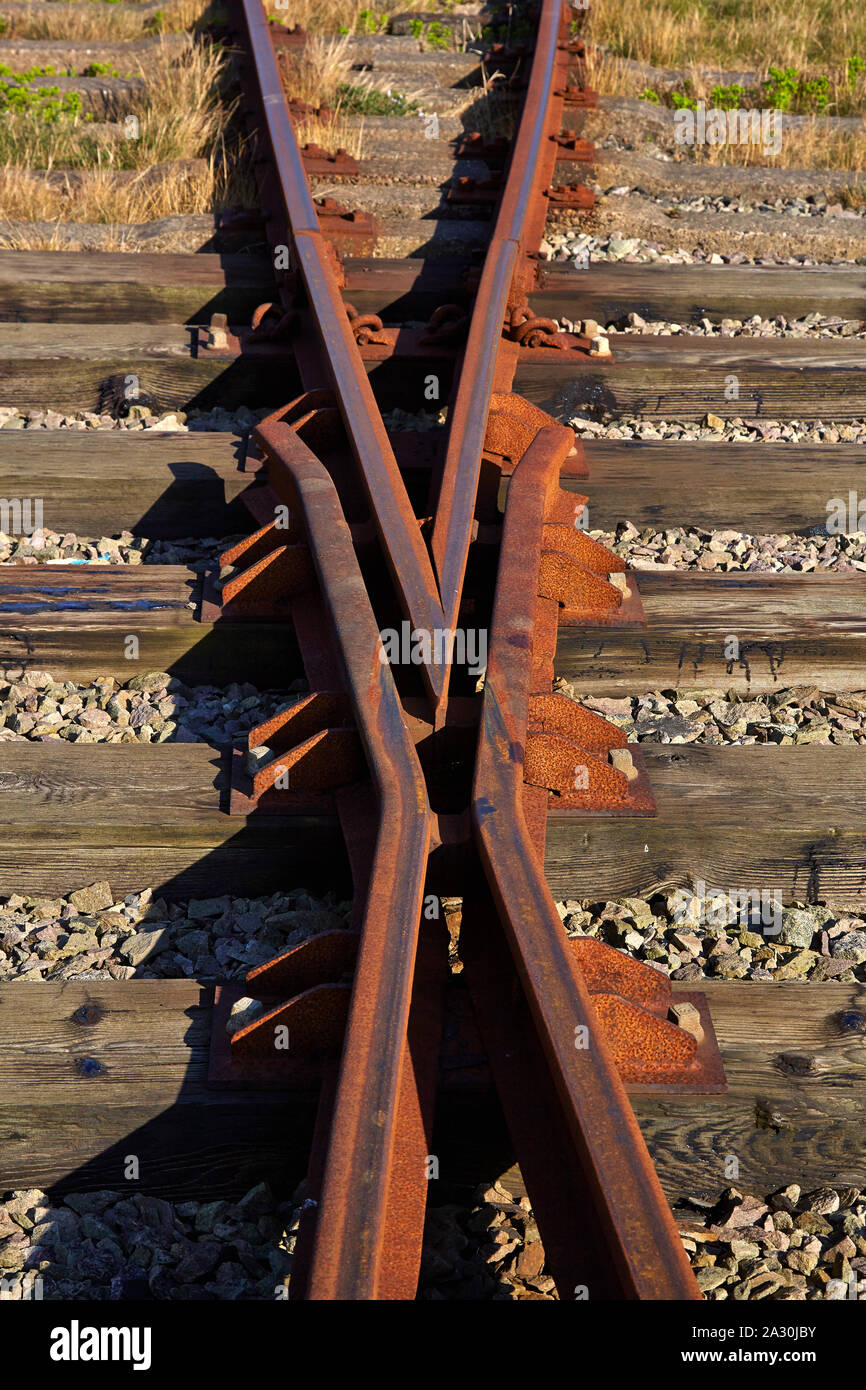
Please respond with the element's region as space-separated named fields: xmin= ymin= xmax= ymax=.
xmin=277 ymin=31 xmax=427 ymax=118
xmin=581 ymin=46 xmax=636 ymax=98
xmin=0 ymin=0 xmax=214 ymax=42
xmin=689 ymin=120 xmax=866 ymax=171
xmin=294 ymin=107 xmax=364 ymax=157
xmin=0 ymin=134 xmax=258 ymax=234
xmin=267 ymin=0 xmax=430 ymax=35
xmin=0 ymin=39 xmax=232 ymax=169
xmin=0 ymin=222 xmax=144 ymax=250
xmin=588 ymin=0 xmax=866 ymax=75
xmin=280 ymin=32 xmax=354 ymax=106
xmin=0 ymin=158 xmax=218 ymax=221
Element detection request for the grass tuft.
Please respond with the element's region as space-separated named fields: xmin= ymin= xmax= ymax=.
xmin=0 ymin=39 xmax=232 ymax=169
xmin=0 ymin=0 xmax=217 ymax=42
xmin=588 ymin=0 xmax=866 ymax=75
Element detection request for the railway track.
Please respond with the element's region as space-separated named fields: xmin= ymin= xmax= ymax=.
xmin=0 ymin=0 xmax=865 ymax=1311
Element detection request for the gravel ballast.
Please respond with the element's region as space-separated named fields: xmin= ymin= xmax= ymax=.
xmin=0 ymin=671 xmax=299 ymax=745
xmin=0 ymin=405 xmax=258 ymax=434
xmin=540 ymin=227 xmax=866 ymax=266
xmin=0 ymin=1183 xmax=295 ymax=1301
xmin=0 ymin=883 xmax=351 ymax=983
xmin=3 ymin=1180 xmax=861 ymax=1301
xmin=582 ymin=522 xmax=866 ymax=572
xmin=0 ymin=529 xmax=237 ymax=569
xmin=573 ymin=413 xmax=866 ymax=443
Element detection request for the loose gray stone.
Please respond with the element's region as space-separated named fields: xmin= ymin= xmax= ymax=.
xmin=119 ymin=928 xmax=171 ymax=966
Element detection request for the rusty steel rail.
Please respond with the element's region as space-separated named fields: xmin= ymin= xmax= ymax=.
xmin=250 ymin=420 xmax=433 ymax=1298
xmin=222 ymin=0 xmax=716 ymax=1301
xmin=237 ymin=0 xmax=447 ymax=703
xmin=472 ymin=427 xmax=699 ymax=1299
xmin=430 ymin=0 xmax=568 ymax=666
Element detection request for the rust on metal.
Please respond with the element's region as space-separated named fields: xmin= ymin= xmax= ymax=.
xmin=344 ymin=302 xmax=390 ymax=345
xmin=550 ymin=131 xmax=596 ymax=161
xmin=556 ymin=84 xmax=599 ymax=106
xmin=421 ymin=304 xmax=471 ymax=346
xmin=446 ymin=174 xmax=504 ymax=204
xmin=546 ymin=182 xmax=596 ymax=209
xmin=216 ymin=0 xmax=724 ymax=1303
xmin=300 ymin=143 xmax=359 ymax=175
xmin=234 ymin=0 xmax=451 ymax=704
xmin=244 ymin=412 xmax=435 ymax=1300
xmin=472 ymin=422 xmax=702 ymax=1298
xmin=249 ymin=300 xmax=298 ymax=341
xmin=231 ymin=983 xmax=351 ymax=1060
xmin=430 ymin=0 xmax=585 ymax=675
xmin=246 ymin=929 xmax=360 ymax=995
xmin=267 ymin=20 xmax=306 ymax=47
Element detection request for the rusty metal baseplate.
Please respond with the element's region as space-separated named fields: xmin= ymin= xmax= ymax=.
xmin=568 ymin=936 xmax=726 ymax=1092
xmin=227 ymin=690 xmax=364 ymax=812
xmin=267 ymin=20 xmax=306 ymax=47
xmin=550 ymin=130 xmax=596 ymax=161
xmin=209 ymin=981 xmax=329 ymax=1090
xmin=546 ymin=182 xmax=595 ymax=209
xmin=449 ymin=177 xmax=595 ymax=210
xmin=208 ymin=932 xmax=725 ymax=1094
xmin=313 ymin=198 xmax=378 ymax=253
xmin=454 ymin=132 xmax=512 ymax=160
xmin=199 ymin=523 xmax=314 ymax=623
xmin=556 ymin=85 xmax=599 ymax=108
xmin=524 ymin=690 xmax=655 ymax=816
xmin=300 ymin=143 xmax=359 ymax=175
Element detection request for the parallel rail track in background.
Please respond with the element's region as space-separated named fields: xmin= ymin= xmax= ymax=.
xmin=1 ymin=0 xmax=865 ymax=1303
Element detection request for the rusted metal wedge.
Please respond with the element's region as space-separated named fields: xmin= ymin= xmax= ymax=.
xmin=561 ymin=934 xmax=717 ymax=1084
xmin=568 ymin=935 xmax=672 ymax=1006
xmin=524 ymin=731 xmax=630 ymax=800
xmin=248 ymin=691 xmax=353 ymax=751
xmin=230 ymin=983 xmax=351 ymax=1060
xmin=245 ymin=929 xmax=360 ymax=995
xmin=220 ymin=544 xmax=316 ymax=611
xmin=587 ymin=995 xmax=698 ymax=1083
xmin=491 ymin=390 xmax=568 ymax=434
xmin=220 ymin=518 xmax=297 ymax=570
xmin=252 ymin=416 xmax=436 ymax=1301
xmin=263 ymin=387 xmax=337 ymax=426
xmin=541 ymin=522 xmax=628 ymax=575
xmin=483 ymin=398 xmax=575 ymax=466
xmin=250 ymin=727 xmax=365 ymax=797
xmin=473 ymin=422 xmax=701 ymax=1299
xmin=527 ymin=691 xmax=628 ymax=753
xmin=537 ymin=550 xmax=622 ymax=611
xmin=483 ymin=411 xmax=539 ymax=461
